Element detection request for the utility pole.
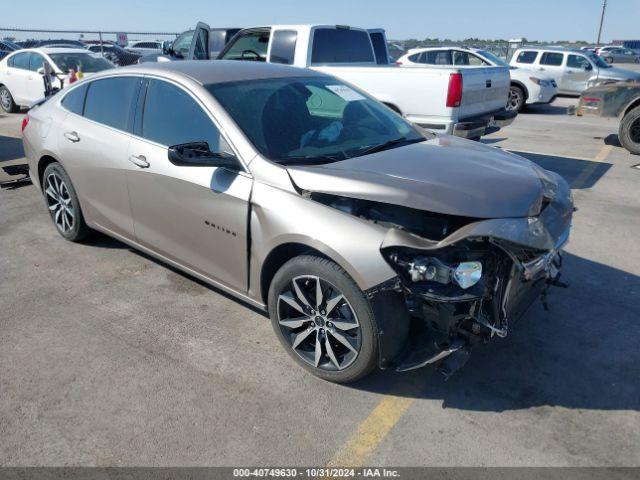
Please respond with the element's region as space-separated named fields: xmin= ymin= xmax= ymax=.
xmin=596 ymin=0 xmax=607 ymax=46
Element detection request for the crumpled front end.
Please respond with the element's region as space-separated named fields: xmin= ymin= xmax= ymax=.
xmin=370 ymin=172 xmax=574 ymax=377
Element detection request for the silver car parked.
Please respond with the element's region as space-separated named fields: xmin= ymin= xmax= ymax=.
xmin=23 ymin=61 xmax=573 ymax=383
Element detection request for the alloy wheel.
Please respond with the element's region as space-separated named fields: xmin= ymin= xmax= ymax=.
xmin=0 ymin=89 xmax=11 ymax=111
xmin=45 ymin=172 xmax=75 ymax=233
xmin=277 ymin=275 xmax=361 ymax=371
xmin=507 ymin=88 xmax=522 ymax=111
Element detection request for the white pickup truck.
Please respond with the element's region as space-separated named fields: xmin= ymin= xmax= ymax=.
xmin=188 ymin=23 xmax=516 ymax=139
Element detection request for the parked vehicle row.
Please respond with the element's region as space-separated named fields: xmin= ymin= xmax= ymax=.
xmin=396 ymin=46 xmax=557 ymax=112
xmin=83 ymin=41 xmax=142 ymax=66
xmin=22 ymin=61 xmax=574 ymax=382
xmin=596 ymin=45 xmax=640 ymax=64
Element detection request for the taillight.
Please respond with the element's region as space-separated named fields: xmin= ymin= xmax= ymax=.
xmin=395 ymin=60 xmax=403 ymax=65
xmin=21 ymin=116 xmax=29 ymax=133
xmin=446 ymin=73 xmax=463 ymax=108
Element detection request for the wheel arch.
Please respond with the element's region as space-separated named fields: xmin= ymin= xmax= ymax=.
xmin=511 ymin=80 xmax=529 ymax=100
xmin=37 ymin=154 xmax=61 ymax=189
xmin=259 ymin=240 xmax=357 ymax=307
xmin=623 ymin=97 xmax=640 ymax=117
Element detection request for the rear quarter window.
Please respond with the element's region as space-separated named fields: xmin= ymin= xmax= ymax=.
xmin=515 ymin=51 xmax=538 ymax=64
xmin=369 ymin=32 xmax=389 ymax=65
xmin=311 ymin=28 xmax=374 ymax=64
xmin=61 ymin=83 xmax=88 ymax=115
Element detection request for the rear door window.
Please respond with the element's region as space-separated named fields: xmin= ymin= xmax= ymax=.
xmin=270 ymin=30 xmax=297 ymax=65
xmin=311 ymin=28 xmax=374 ymax=64
xmin=421 ymin=50 xmax=452 ymax=65
xmin=515 ymin=51 xmax=538 ymax=64
xmin=141 ymin=79 xmax=226 ymax=152
xmin=453 ymin=51 xmax=489 ymax=66
xmin=369 ymin=32 xmax=389 ymax=65
xmin=540 ymin=52 xmax=564 ymax=66
xmin=83 ymin=77 xmax=141 ymax=132
xmin=10 ymin=52 xmax=31 ymax=70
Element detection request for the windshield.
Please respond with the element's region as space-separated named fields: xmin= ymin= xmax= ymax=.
xmin=207 ymin=76 xmax=428 ymax=165
xmin=477 ymin=50 xmax=509 ymax=67
xmin=588 ymin=53 xmax=610 ymax=68
xmin=49 ymin=53 xmax=114 ymax=73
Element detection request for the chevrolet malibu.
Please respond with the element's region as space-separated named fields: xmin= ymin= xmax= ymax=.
xmin=22 ymin=61 xmax=573 ymax=383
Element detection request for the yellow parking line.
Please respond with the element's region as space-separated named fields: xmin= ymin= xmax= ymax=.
xmin=573 ymin=144 xmax=613 ymax=189
xmin=326 ymin=395 xmax=415 ymax=467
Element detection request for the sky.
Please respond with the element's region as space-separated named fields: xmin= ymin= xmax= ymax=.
xmin=2 ymin=0 xmax=639 ymax=42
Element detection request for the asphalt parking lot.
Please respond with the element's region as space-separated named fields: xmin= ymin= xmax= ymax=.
xmin=1 ymin=91 xmax=639 ymax=467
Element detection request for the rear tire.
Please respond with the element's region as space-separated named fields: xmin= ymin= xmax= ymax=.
xmin=605 ymin=56 xmax=614 ymax=64
xmin=268 ymin=255 xmax=378 ymax=383
xmin=0 ymin=86 xmax=18 ymax=113
xmin=42 ymin=162 xmax=91 ymax=241
xmin=619 ymin=106 xmax=640 ymax=155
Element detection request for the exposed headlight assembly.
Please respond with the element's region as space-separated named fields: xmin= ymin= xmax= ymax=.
xmin=405 ymin=257 xmax=483 ymax=290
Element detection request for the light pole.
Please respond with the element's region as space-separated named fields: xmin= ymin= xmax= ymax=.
xmin=596 ymin=0 xmax=607 ymax=46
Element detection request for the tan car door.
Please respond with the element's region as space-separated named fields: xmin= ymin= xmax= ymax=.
xmin=126 ymin=78 xmax=251 ymax=292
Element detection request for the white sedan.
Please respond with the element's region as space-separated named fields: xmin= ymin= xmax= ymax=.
xmin=396 ymin=46 xmax=558 ymax=112
xmin=0 ymin=47 xmax=114 ymax=112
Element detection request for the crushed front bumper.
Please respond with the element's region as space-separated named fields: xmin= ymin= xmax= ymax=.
xmin=370 ymin=173 xmax=573 ymax=375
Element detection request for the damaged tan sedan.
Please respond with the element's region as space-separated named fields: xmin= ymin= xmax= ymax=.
xmin=22 ymin=61 xmax=573 ymax=383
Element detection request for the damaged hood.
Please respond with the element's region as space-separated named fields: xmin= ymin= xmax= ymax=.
xmin=287 ymin=136 xmax=550 ymax=219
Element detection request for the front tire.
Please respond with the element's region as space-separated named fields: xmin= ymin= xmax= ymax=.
xmin=268 ymin=255 xmax=378 ymax=383
xmin=42 ymin=163 xmax=91 ymax=241
xmin=507 ymin=85 xmax=525 ymax=112
xmin=0 ymin=85 xmax=18 ymax=113
xmin=619 ymin=106 xmax=640 ymax=155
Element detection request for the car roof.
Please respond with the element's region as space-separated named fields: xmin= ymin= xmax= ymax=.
xmin=4 ymin=47 xmax=92 ymax=56
xmin=515 ymin=46 xmax=586 ymax=54
xmin=109 ymin=60 xmax=327 ymax=85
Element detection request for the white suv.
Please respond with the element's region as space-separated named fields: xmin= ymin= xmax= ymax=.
xmin=396 ymin=46 xmax=557 ymax=112
xmin=510 ymin=47 xmax=640 ymax=95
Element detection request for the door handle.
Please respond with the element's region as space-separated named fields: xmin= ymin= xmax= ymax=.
xmin=538 ymin=68 xmax=545 ymax=71
xmin=129 ymin=154 xmax=150 ymax=168
xmin=64 ymin=131 xmax=80 ymax=143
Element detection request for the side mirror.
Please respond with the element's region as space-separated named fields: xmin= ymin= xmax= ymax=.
xmin=584 ymin=63 xmax=593 ymax=71
xmin=37 ymin=67 xmax=45 ymax=75
xmin=168 ymin=142 xmax=242 ymax=171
